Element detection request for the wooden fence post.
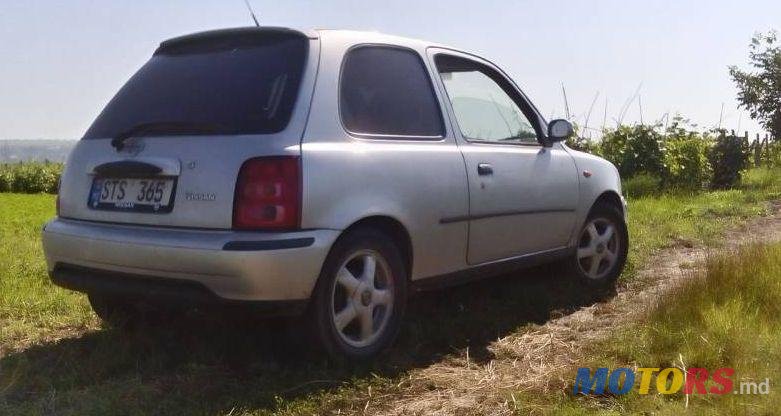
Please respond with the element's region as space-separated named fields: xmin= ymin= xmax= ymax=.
xmin=754 ymin=133 xmax=761 ymax=167
xmin=765 ymin=134 xmax=771 ymax=165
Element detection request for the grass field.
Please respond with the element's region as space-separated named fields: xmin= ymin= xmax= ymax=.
xmin=1 ymin=168 xmax=780 ymax=415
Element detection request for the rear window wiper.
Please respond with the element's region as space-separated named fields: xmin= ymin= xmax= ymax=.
xmin=111 ymin=121 xmax=223 ymax=151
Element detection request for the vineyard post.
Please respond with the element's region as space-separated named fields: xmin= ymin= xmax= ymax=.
xmin=754 ymin=133 xmax=761 ymax=167
xmin=764 ymin=134 xmax=770 ymax=165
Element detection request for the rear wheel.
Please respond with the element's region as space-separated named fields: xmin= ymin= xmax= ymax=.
xmin=568 ymin=203 xmax=628 ymax=288
xmin=310 ymin=228 xmax=407 ymax=360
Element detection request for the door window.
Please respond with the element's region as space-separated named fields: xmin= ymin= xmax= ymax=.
xmin=435 ymin=54 xmax=539 ymax=145
xmin=340 ymin=46 xmax=444 ymax=138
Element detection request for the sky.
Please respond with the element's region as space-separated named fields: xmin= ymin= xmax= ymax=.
xmin=1 ymin=0 xmax=778 ymax=140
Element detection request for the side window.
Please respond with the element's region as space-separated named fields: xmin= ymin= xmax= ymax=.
xmin=340 ymin=46 xmax=444 ymax=138
xmin=435 ymin=54 xmax=539 ymax=145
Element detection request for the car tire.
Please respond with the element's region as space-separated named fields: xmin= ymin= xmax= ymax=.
xmin=310 ymin=227 xmax=408 ymax=361
xmin=567 ymin=202 xmax=628 ymax=289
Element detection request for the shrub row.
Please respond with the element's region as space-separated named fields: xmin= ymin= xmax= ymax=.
xmin=0 ymin=162 xmax=63 ymax=194
xmin=569 ymin=118 xmax=766 ymax=197
xmin=0 ymin=123 xmax=774 ymax=197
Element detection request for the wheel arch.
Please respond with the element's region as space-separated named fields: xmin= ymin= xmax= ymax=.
xmin=591 ymin=190 xmax=625 ymax=217
xmin=569 ymin=190 xmax=626 ymax=248
xmin=338 ymin=215 xmax=413 ymax=281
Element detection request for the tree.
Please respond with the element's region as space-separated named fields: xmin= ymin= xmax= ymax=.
xmin=729 ymin=31 xmax=781 ymax=140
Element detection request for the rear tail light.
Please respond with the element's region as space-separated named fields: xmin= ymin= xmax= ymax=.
xmin=233 ymin=157 xmax=301 ymax=230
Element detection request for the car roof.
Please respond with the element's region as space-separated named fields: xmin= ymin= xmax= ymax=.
xmin=313 ymin=28 xmax=451 ymax=50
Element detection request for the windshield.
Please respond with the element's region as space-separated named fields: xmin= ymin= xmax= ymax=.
xmin=83 ymin=32 xmax=308 ymax=139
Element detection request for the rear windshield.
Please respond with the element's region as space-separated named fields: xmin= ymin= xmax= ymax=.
xmin=83 ymin=32 xmax=308 ymax=139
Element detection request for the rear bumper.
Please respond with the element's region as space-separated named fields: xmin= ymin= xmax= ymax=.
xmin=50 ymin=264 xmax=308 ymax=316
xmin=42 ymin=218 xmax=340 ymax=305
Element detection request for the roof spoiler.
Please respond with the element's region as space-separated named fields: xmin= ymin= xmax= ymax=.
xmin=155 ymin=27 xmax=317 ymax=56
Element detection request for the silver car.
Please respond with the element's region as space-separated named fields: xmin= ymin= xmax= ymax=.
xmin=42 ymin=27 xmax=628 ymax=359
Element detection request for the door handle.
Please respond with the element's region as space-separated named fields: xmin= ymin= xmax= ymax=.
xmin=477 ymin=163 xmax=493 ymax=176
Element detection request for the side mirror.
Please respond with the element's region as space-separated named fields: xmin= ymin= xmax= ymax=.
xmin=547 ymin=119 xmax=574 ymax=144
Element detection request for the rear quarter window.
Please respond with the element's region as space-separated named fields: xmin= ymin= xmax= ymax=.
xmin=340 ymin=46 xmax=444 ymax=138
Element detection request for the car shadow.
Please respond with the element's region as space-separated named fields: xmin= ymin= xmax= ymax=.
xmin=0 ymin=263 xmax=614 ymax=414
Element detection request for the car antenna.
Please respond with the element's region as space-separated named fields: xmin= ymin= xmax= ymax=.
xmin=242 ymin=0 xmax=260 ymax=27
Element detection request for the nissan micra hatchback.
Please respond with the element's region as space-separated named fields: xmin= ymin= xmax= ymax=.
xmin=43 ymin=27 xmax=628 ymax=359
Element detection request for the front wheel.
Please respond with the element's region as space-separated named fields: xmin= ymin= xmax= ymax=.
xmin=310 ymin=228 xmax=407 ymax=361
xmin=568 ymin=203 xmax=628 ymax=288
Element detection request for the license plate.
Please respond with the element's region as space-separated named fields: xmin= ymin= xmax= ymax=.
xmin=88 ymin=177 xmax=176 ymax=213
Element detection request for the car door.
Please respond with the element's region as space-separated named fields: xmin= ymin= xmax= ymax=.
xmin=430 ymin=51 xmax=579 ymax=265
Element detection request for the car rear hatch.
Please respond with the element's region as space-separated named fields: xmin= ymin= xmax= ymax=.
xmin=58 ymin=27 xmax=318 ymax=229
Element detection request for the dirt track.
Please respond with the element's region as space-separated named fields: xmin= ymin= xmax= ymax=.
xmin=363 ymin=202 xmax=781 ymax=415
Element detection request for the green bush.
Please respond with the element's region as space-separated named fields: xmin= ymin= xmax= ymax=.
xmin=565 ymin=133 xmax=599 ymax=154
xmin=709 ymin=134 xmax=749 ymax=189
xmin=758 ymin=140 xmax=781 ymax=167
xmin=662 ymin=135 xmax=712 ymax=190
xmin=0 ymin=169 xmax=12 ymax=192
xmin=622 ymin=173 xmax=661 ymax=198
xmin=599 ymin=124 xmax=666 ymax=179
xmin=0 ymin=162 xmax=62 ymax=194
xmin=592 ymin=117 xmax=753 ymax=194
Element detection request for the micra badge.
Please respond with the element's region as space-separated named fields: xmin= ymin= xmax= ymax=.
xmin=185 ymin=192 xmax=216 ymax=201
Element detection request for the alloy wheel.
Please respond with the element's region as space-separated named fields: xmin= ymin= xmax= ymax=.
xmin=577 ymin=217 xmax=621 ymax=280
xmin=330 ymin=250 xmax=394 ymax=348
